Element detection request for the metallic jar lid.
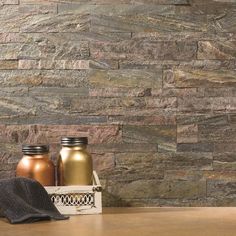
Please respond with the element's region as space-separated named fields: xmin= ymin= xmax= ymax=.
xmin=22 ymin=145 xmax=49 ymax=155
xmin=61 ymin=137 xmax=88 ymax=146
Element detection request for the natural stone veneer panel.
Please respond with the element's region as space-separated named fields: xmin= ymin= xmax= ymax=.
xmin=198 ymin=41 xmax=236 ymax=59
xmin=132 ymin=31 xmax=236 ymax=41
xmin=21 ymin=13 xmax=90 ymax=33
xmin=21 ymin=0 xmax=189 ymax=4
xmin=103 ymin=153 xmax=165 ymax=180
xmin=19 ymin=41 xmax=90 ymax=60
xmin=0 ymin=33 xmax=22 ymax=43
xmin=91 ymin=13 xmax=207 ymax=32
xmin=93 ymin=153 xmax=115 ymax=175
xmin=178 ymin=97 xmax=236 ymax=112
xmin=88 ymin=69 xmax=162 ymax=88
xmin=1 ymin=0 xmax=19 ymax=5
xmin=0 ymin=44 xmax=21 ymax=60
xmin=21 ymin=31 xmax=132 ymax=44
xmin=106 ymin=179 xmax=206 ymax=199
xmin=177 ymin=124 xmax=198 ymax=143
xmin=90 ymin=40 xmax=197 ymax=60
xmin=0 ymin=5 xmax=57 ymax=32
xmin=0 ymin=70 xmax=89 ymax=87
xmin=214 ymin=143 xmax=236 ymax=153
xmin=177 ymin=143 xmax=214 ymax=152
xmin=208 ymin=10 xmax=236 ymax=33
xmin=207 ymin=180 xmax=236 ymax=205
xmin=108 ymin=113 xmax=176 ymax=125
xmin=0 ymin=115 xmax=108 ymax=125
xmin=88 ymin=87 xmax=152 ymax=98
xmin=213 ymin=153 xmax=236 ymax=171
xmin=58 ymin=4 xmax=175 ymax=15
xmin=88 ymin=143 xmax=158 ymax=154
xmin=0 ymin=6 xmax=20 ymax=32
xmin=166 ymin=69 xmax=236 ymax=88
xmin=0 ymin=96 xmax=74 ymax=120
xmin=122 ymin=125 xmax=176 ymax=146
xmin=177 ymin=114 xmax=229 ymax=125
xmin=19 ymin=4 xmax=57 ymax=15
xmin=38 ymin=125 xmax=122 ymax=144
xmin=0 ymin=125 xmax=122 ymax=145
xmin=1 ymin=0 xmax=236 ymax=207
xmin=0 ymin=60 xmax=18 ymax=69
xmin=115 ymin=152 xmax=213 ymax=172
xmin=70 ymin=97 xmax=177 ymax=116
xmin=198 ymin=124 xmax=236 ymax=143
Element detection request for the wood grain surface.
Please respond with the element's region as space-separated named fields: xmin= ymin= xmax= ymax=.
xmin=1 ymin=207 xmax=236 ymax=236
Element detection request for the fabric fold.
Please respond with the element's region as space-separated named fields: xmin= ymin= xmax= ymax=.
xmin=0 ymin=177 xmax=69 ymax=224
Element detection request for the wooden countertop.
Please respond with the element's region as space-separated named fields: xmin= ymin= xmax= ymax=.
xmin=1 ymin=207 xmax=236 ymax=236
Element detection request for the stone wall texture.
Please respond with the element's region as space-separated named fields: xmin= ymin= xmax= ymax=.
xmin=0 ymin=0 xmax=236 ymax=206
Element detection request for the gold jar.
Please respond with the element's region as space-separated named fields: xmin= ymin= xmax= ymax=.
xmin=16 ymin=145 xmax=55 ymax=186
xmin=57 ymin=137 xmax=93 ymax=186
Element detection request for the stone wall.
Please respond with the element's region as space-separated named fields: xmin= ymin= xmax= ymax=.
xmin=0 ymin=0 xmax=236 ymax=206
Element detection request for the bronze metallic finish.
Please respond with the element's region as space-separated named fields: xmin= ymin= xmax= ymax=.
xmin=57 ymin=145 xmax=93 ymax=186
xmin=16 ymin=153 xmax=55 ymax=186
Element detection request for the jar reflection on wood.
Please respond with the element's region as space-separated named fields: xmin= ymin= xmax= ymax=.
xmin=57 ymin=137 xmax=93 ymax=186
xmin=16 ymin=145 xmax=55 ymax=186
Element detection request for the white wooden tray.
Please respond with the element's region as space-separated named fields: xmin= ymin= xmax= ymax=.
xmin=45 ymin=171 xmax=102 ymax=215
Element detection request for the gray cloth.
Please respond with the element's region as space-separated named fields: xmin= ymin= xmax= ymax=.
xmin=0 ymin=177 xmax=69 ymax=224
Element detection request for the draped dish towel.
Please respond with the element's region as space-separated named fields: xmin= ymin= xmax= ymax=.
xmin=0 ymin=177 xmax=69 ymax=224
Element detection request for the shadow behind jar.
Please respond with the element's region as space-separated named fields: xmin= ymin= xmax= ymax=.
xmin=16 ymin=145 xmax=55 ymax=186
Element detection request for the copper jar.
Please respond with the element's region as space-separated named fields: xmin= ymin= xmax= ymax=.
xmin=16 ymin=145 xmax=55 ymax=186
xmin=57 ymin=137 xmax=93 ymax=186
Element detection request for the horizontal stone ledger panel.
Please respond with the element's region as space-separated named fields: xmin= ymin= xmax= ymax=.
xmin=178 ymin=97 xmax=236 ymax=112
xmin=70 ymin=97 xmax=177 ymax=116
xmin=198 ymin=41 xmax=236 ymax=60
xmin=115 ymin=152 xmax=213 ymax=172
xmin=91 ymin=14 xmax=206 ymax=33
xmin=0 ymin=124 xmax=121 ymax=144
xmin=57 ymin=4 xmax=176 ymax=15
xmin=106 ymin=179 xmax=207 ymax=199
xmin=90 ymin=40 xmax=197 ymax=60
xmin=164 ymin=69 xmax=236 ymax=88
xmin=0 ymin=70 xmax=90 ymax=87
xmin=20 ymin=0 xmax=190 ymax=4
xmin=198 ymin=124 xmax=236 ymax=143
xmin=0 ymin=0 xmax=236 ymax=208
xmin=122 ymin=125 xmax=176 ymax=145
xmin=88 ymin=69 xmax=162 ymax=88
xmin=21 ymin=13 xmax=90 ymax=33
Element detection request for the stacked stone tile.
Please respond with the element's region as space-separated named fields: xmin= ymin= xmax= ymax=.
xmin=0 ymin=0 xmax=236 ymax=206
